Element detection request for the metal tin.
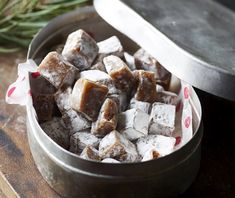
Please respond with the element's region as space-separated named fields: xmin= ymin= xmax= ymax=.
xmin=27 ymin=6 xmax=203 ymax=198
xmin=94 ymin=0 xmax=235 ymax=101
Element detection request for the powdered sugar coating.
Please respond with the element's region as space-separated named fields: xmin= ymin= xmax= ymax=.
xmin=98 ymin=36 xmax=123 ymax=56
xmin=118 ymin=109 xmax=149 ymax=141
xmin=54 ymin=87 xmax=72 ymax=113
xmin=80 ymin=146 xmax=101 ymax=161
xmin=62 ymin=29 xmax=98 ymax=70
xmin=99 ymin=131 xmax=138 ymax=162
xmin=129 ymin=98 xmax=151 ymax=114
xmin=62 ymin=109 xmax=91 ymax=134
xmin=136 ymin=135 xmax=176 ymax=158
xmin=38 ymin=51 xmax=77 ymax=89
xmin=70 ymin=132 xmax=100 ymax=154
xmin=149 ymin=102 xmax=176 ymax=136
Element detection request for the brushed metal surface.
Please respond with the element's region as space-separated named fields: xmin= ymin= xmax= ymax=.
xmin=27 ymin=7 xmax=203 ymax=198
xmin=94 ymin=0 xmax=235 ymax=101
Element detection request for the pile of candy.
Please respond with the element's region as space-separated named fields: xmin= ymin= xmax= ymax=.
xmin=30 ymin=29 xmax=186 ymax=163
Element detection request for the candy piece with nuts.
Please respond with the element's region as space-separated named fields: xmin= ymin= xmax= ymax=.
xmin=99 ymin=130 xmax=139 ymax=162
xmin=38 ymin=51 xmax=78 ymax=89
xmin=70 ymin=131 xmax=100 ymax=154
xmin=62 ymin=29 xmax=98 ymax=70
xmin=70 ymin=78 xmax=109 ymax=121
xmin=62 ymin=109 xmax=91 ymax=134
xmin=54 ymin=86 xmax=72 ymax=114
xmin=149 ymin=102 xmax=176 ymax=136
xmin=134 ymin=48 xmax=171 ymax=87
xmin=133 ymin=70 xmax=157 ymax=103
xmin=136 ymin=135 xmax=176 ymax=158
xmin=129 ymin=98 xmax=151 ymax=114
xmin=118 ymin=108 xmax=149 ymax=141
xmin=141 ymin=149 xmax=160 ymax=162
xmin=80 ymin=146 xmax=101 ymax=161
xmin=103 ymin=55 xmax=135 ymax=92
xmin=40 ymin=117 xmax=69 ymax=149
xmin=91 ymin=98 xmax=118 ymax=137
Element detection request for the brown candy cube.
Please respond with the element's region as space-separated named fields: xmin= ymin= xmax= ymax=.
xmin=62 ymin=29 xmax=98 ymax=70
xmin=134 ymin=48 xmax=171 ymax=87
xmin=133 ymin=70 xmax=157 ymax=103
xmin=99 ymin=130 xmax=139 ymax=162
xmin=62 ymin=109 xmax=91 ymax=134
xmin=97 ymin=36 xmax=124 ymax=59
xmin=29 ymin=72 xmax=56 ymax=95
xmin=80 ymin=146 xmax=101 ymax=161
xmin=70 ymin=131 xmax=100 ymax=154
xmin=38 ymin=51 xmax=78 ymax=89
xmin=91 ymin=98 xmax=118 ymax=137
xmin=103 ymin=55 xmax=135 ymax=92
xmin=71 ymin=78 xmax=109 ymax=121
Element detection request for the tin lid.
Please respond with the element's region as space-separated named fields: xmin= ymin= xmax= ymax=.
xmin=94 ymin=0 xmax=235 ymax=101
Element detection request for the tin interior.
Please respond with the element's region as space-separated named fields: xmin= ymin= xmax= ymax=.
xmin=27 ymin=6 xmax=202 ymax=167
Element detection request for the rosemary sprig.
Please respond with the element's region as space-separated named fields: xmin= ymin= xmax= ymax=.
xmin=0 ymin=0 xmax=91 ymax=53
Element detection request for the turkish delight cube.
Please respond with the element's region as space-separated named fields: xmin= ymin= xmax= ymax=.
xmin=129 ymin=98 xmax=151 ymax=114
xmin=40 ymin=117 xmax=69 ymax=149
xmin=91 ymin=98 xmax=118 ymax=137
xmin=136 ymin=135 xmax=176 ymax=158
xmin=62 ymin=109 xmax=91 ymax=134
xmin=118 ymin=109 xmax=149 ymax=141
xmin=54 ymin=86 xmax=72 ymax=114
xmin=70 ymin=131 xmax=100 ymax=154
xmin=149 ymin=102 xmax=176 ymax=136
xmin=97 ymin=36 xmax=124 ymax=58
xmin=80 ymin=146 xmax=101 ymax=161
xmin=133 ymin=70 xmax=157 ymax=103
xmin=29 ymin=72 xmax=56 ymax=95
xmin=99 ymin=130 xmax=139 ymax=162
xmin=62 ymin=29 xmax=98 ymax=70
xmin=103 ymin=55 xmax=135 ymax=92
xmin=134 ymin=48 xmax=171 ymax=87
xmin=70 ymin=78 xmax=108 ymax=121
xmin=79 ymin=70 xmax=119 ymax=95
xmin=38 ymin=51 xmax=78 ymax=89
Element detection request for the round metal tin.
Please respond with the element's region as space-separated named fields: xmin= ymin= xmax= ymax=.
xmin=27 ymin=6 xmax=203 ymax=198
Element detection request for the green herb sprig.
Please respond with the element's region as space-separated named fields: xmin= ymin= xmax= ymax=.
xmin=0 ymin=0 xmax=90 ymax=53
